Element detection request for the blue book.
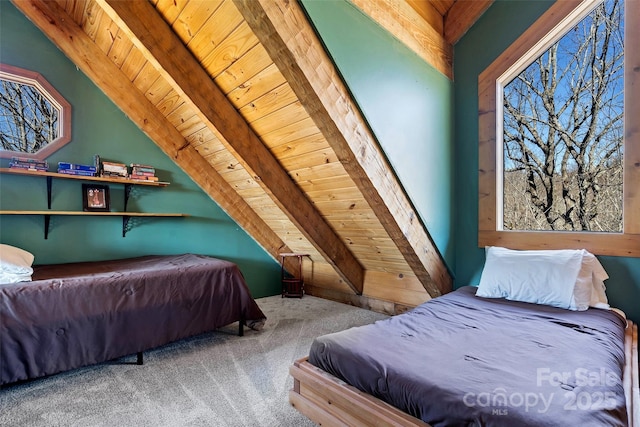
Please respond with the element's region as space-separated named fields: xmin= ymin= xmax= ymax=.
xmin=58 ymin=162 xmax=97 ymax=172
xmin=57 ymin=169 xmax=96 ymax=177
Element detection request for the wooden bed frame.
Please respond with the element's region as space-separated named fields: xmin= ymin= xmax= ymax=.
xmin=290 ymin=320 xmax=639 ymax=427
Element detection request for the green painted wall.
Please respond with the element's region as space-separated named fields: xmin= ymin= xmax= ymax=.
xmin=301 ymin=0 xmax=455 ymax=269
xmin=453 ymin=0 xmax=640 ymax=323
xmin=0 ymin=2 xmax=281 ymax=298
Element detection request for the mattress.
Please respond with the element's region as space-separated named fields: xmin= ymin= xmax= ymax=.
xmin=308 ymin=286 xmax=628 ymax=426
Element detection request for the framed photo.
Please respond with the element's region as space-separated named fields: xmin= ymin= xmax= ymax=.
xmin=82 ymin=184 xmax=110 ymax=212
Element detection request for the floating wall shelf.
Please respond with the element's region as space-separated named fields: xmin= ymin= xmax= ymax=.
xmin=0 ymin=168 xmax=187 ymax=238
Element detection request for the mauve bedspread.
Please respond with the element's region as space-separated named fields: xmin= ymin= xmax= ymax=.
xmin=1 ymin=253 xmax=266 ymax=386
xmin=309 ymin=286 xmax=628 ymax=426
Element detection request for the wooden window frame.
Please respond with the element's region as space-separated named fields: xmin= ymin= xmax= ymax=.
xmin=0 ymin=63 xmax=72 ymax=160
xmin=478 ymin=0 xmax=639 ymax=257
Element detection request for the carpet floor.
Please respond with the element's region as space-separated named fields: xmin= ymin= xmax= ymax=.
xmin=0 ymin=295 xmax=388 ymax=427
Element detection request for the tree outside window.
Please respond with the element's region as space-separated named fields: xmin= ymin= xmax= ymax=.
xmin=478 ymin=0 xmax=639 ymax=257
xmin=0 ymin=64 xmax=71 ymax=160
xmin=502 ymin=0 xmax=624 ymax=233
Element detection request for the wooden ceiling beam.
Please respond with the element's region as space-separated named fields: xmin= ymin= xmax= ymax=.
xmin=98 ymin=0 xmax=365 ymax=294
xmin=405 ymin=0 xmax=445 ymax=33
xmin=347 ymin=0 xmax=494 ymax=71
xmin=9 ymin=0 xmax=303 ymax=275
xmin=429 ymin=0 xmax=454 ymax=17
xmin=444 ymin=0 xmax=493 ymax=45
xmin=347 ymin=0 xmax=452 ymax=79
xmin=234 ymin=0 xmax=452 ymax=297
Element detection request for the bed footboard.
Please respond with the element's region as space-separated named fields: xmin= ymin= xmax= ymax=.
xmin=626 ymin=321 xmax=638 ymax=427
xmin=289 ymin=357 xmax=430 ymax=427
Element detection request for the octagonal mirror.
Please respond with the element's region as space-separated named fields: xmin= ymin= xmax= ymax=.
xmin=0 ymin=63 xmax=71 ymax=160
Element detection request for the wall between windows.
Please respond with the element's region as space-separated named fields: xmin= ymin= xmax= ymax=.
xmin=0 ymin=2 xmax=281 ymax=298
xmin=454 ymin=0 xmax=640 ymax=323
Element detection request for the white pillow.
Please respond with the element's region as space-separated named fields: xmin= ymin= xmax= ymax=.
xmin=0 ymin=244 xmax=34 ymax=284
xmin=476 ymin=247 xmax=608 ymax=311
xmin=582 ymin=251 xmax=610 ymax=309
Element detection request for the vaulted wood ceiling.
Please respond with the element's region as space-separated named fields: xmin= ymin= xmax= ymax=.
xmin=13 ymin=0 xmax=490 ymax=313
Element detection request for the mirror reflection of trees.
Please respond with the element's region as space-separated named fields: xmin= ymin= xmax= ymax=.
xmin=503 ymin=0 xmax=624 ymax=232
xmin=0 ymin=79 xmax=59 ymax=154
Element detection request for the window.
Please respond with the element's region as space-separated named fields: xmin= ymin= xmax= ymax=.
xmin=478 ymin=0 xmax=639 ymax=257
xmin=0 ymin=63 xmax=71 ymax=160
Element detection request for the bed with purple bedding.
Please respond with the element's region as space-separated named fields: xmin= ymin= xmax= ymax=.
xmin=307 ymin=286 xmax=632 ymax=426
xmin=0 ymin=253 xmax=266 ymax=386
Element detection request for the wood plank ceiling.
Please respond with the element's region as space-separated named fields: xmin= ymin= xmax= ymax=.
xmin=12 ymin=0 xmax=490 ymax=313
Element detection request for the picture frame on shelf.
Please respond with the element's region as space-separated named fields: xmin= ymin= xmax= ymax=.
xmin=82 ymin=184 xmax=110 ymax=212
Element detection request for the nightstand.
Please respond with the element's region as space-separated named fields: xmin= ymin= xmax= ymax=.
xmin=279 ymin=253 xmax=310 ymax=298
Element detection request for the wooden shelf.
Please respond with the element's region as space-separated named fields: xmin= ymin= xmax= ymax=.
xmin=0 ymin=167 xmax=169 ymax=186
xmin=0 ymin=210 xmax=188 ymax=238
xmin=0 ymin=167 xmax=168 ymax=210
xmin=0 ymin=168 xmax=187 ymax=238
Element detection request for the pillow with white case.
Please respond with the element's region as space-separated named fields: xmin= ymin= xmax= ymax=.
xmin=476 ymin=246 xmax=609 ymax=311
xmin=582 ymin=251 xmax=609 ymax=309
xmin=0 ymin=244 xmax=34 ymax=284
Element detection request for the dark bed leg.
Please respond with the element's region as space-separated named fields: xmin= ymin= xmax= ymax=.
xmin=238 ymin=318 xmax=244 ymax=337
xmin=137 ymin=352 xmax=144 ymax=365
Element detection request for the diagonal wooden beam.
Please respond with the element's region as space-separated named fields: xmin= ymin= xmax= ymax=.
xmin=233 ymin=0 xmax=452 ymax=297
xmin=347 ymin=0 xmax=453 ymax=79
xmin=98 ymin=0 xmax=364 ymax=294
xmin=9 ymin=0 xmax=305 ymax=275
xmin=444 ymin=0 xmax=493 ymax=45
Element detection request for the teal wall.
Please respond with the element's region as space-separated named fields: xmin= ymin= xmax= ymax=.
xmin=453 ymin=0 xmax=640 ymax=323
xmin=301 ymin=0 xmax=455 ymax=269
xmin=0 ymin=2 xmax=281 ymax=298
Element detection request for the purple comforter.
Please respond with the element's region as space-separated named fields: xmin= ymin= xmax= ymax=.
xmin=309 ymin=286 xmax=628 ymax=426
xmin=1 ymin=254 xmax=266 ymax=386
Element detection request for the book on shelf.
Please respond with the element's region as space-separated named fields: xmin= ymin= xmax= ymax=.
xmin=101 ymin=171 xmax=128 ymax=179
xmin=101 ymin=161 xmax=128 ymax=178
xmin=58 ymin=162 xmax=97 ymax=173
xmin=131 ymin=170 xmax=156 ymax=177
xmin=10 ymin=156 xmax=47 ymax=165
xmin=9 ymin=163 xmax=48 ymax=171
xmin=9 ymin=157 xmax=48 ymax=171
xmin=57 ymin=168 xmax=96 ymax=177
xmin=131 ymin=165 xmax=156 ymax=174
xmin=130 ymin=162 xmax=158 ymax=181
xmin=101 ymin=171 xmax=128 ymax=178
xmin=58 ymin=162 xmax=96 ymax=171
xmin=130 ymin=175 xmax=160 ymax=182
xmin=94 ymin=154 xmax=102 ymax=176
xmin=130 ymin=163 xmax=155 ymax=170
xmin=102 ymin=163 xmax=127 ymax=171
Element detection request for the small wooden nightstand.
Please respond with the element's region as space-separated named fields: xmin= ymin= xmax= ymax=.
xmin=279 ymin=253 xmax=310 ymax=298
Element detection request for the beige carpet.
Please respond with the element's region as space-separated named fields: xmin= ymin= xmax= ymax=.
xmin=0 ymin=295 xmax=388 ymax=427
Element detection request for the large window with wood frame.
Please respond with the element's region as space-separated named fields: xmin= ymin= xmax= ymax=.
xmin=478 ymin=0 xmax=639 ymax=257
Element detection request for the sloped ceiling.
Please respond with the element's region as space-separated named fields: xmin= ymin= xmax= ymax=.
xmin=12 ymin=0 xmax=490 ymax=312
